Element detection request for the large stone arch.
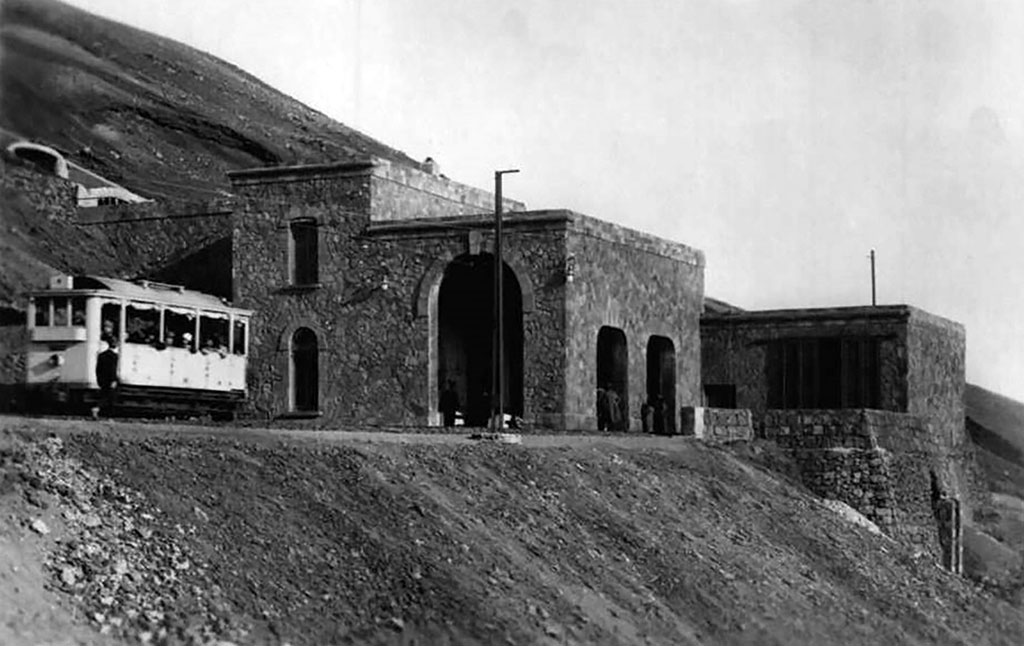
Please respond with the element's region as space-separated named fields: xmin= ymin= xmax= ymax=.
xmin=415 ymin=252 xmax=536 ymax=319
xmin=417 ymin=252 xmax=536 ymax=425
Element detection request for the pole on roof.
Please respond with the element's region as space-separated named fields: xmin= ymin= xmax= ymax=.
xmin=870 ymin=249 xmax=877 ymax=306
xmin=493 ymin=169 xmax=519 ymax=430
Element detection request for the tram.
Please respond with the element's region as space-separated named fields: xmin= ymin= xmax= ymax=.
xmin=25 ymin=275 xmax=252 ymax=418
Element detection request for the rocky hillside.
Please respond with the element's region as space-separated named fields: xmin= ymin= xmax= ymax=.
xmin=0 ymin=0 xmax=420 ymax=203
xmin=3 ymin=417 xmax=1024 ymax=646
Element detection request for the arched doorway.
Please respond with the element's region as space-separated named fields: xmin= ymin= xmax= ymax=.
xmin=437 ymin=253 xmax=523 ymax=426
xmin=596 ymin=326 xmax=628 ymax=431
xmin=291 ymin=327 xmax=319 ymax=412
xmin=646 ymin=335 xmax=676 ymax=434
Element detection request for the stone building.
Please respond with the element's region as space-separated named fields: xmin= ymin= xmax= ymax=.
xmin=227 ymin=158 xmax=705 ymax=430
xmin=700 ymin=305 xmax=966 ymax=447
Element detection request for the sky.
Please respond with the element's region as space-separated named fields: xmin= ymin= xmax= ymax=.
xmin=66 ymin=0 xmax=1024 ymax=401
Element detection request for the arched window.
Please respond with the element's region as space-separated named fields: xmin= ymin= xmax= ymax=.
xmin=291 ymin=327 xmax=319 ymax=412
xmin=290 ymin=219 xmax=319 ymax=286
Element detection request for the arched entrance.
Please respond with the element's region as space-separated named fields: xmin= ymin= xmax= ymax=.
xmin=291 ymin=327 xmax=319 ymax=412
xmin=646 ymin=335 xmax=676 ymax=434
xmin=437 ymin=253 xmax=523 ymax=426
xmin=596 ymin=326 xmax=628 ymax=431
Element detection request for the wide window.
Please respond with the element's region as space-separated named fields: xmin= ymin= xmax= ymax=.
xmin=200 ymin=314 xmax=230 ymax=352
xmin=163 ymin=310 xmax=196 ymax=350
xmin=290 ymin=219 xmax=319 ymax=286
xmin=126 ymin=305 xmax=160 ymax=345
xmin=767 ymin=337 xmax=880 ymax=409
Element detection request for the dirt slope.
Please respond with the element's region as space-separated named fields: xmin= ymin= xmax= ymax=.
xmin=3 ymin=418 xmax=1023 ymax=646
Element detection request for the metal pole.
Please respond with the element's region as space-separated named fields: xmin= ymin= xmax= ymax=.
xmin=870 ymin=249 xmax=877 ymax=306
xmin=493 ymin=169 xmax=519 ymax=429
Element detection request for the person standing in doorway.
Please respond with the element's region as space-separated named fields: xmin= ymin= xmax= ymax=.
xmin=440 ymin=380 xmax=460 ymax=428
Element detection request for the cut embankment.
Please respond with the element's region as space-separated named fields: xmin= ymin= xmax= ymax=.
xmin=3 ymin=420 xmax=1024 ymax=645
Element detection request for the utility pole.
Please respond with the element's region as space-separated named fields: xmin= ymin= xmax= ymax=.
xmin=869 ymin=249 xmax=877 ymax=306
xmin=493 ymin=169 xmax=519 ymax=430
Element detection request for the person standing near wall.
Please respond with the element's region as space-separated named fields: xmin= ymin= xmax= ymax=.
xmin=440 ymin=380 xmax=460 ymax=428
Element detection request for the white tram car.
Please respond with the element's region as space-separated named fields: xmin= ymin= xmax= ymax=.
xmin=25 ymin=275 xmax=252 ymax=417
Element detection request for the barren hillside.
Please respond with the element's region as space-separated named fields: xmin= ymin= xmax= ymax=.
xmin=3 ymin=417 xmax=1024 ymax=646
xmin=0 ymin=0 xmax=418 ymax=201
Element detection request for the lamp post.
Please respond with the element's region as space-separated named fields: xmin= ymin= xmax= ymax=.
xmin=493 ymin=169 xmax=519 ymax=429
xmin=869 ymin=249 xmax=877 ymax=306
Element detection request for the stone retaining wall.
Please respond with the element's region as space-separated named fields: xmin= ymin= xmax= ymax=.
xmin=758 ymin=409 xmax=962 ymax=567
xmin=680 ymin=407 xmax=753 ymax=444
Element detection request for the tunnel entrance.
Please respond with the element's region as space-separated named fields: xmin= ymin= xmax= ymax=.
xmin=596 ymin=326 xmax=629 ymax=431
xmin=437 ymin=253 xmax=523 ymax=426
xmin=646 ymin=335 xmax=676 ymax=434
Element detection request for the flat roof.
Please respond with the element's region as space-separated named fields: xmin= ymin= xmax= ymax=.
xmin=702 ymin=304 xmax=962 ymax=331
xmin=29 ymin=275 xmax=251 ymax=314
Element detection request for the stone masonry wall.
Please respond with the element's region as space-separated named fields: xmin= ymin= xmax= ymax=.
xmin=905 ymin=310 xmax=965 ymax=436
xmin=564 ymin=214 xmax=704 ymax=431
xmin=230 ymin=170 xmax=568 ymax=428
xmin=680 ymin=407 xmax=753 ymax=443
xmin=368 ymin=158 xmax=525 ymax=222
xmin=759 ymin=409 xmax=960 ymax=563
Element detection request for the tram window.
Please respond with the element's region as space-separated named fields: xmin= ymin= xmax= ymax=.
xmin=100 ymin=303 xmax=121 ymax=342
xmin=53 ymin=299 xmax=69 ymax=326
xmin=34 ymin=298 xmax=51 ymax=327
xmin=200 ymin=316 xmax=229 ymax=352
xmin=126 ymin=306 xmax=160 ymax=345
xmin=232 ymin=320 xmax=246 ymax=355
xmin=163 ymin=311 xmax=196 ymax=350
xmin=71 ymin=298 xmax=86 ymax=326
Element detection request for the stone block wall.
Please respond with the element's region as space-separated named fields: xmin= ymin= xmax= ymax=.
xmin=906 ymin=309 xmax=968 ymax=453
xmin=564 ymin=214 xmax=704 ymax=430
xmin=680 ymin=407 xmax=753 ymax=443
xmin=229 ymin=165 xmax=571 ymax=428
xmin=759 ymin=409 xmax=964 ymax=565
xmin=367 ymin=158 xmax=524 ymax=222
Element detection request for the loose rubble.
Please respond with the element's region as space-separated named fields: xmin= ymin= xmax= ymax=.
xmin=5 ymin=434 xmax=247 ymax=645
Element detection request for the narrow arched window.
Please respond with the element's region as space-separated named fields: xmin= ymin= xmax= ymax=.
xmin=290 ymin=219 xmax=319 ymax=286
xmin=291 ymin=327 xmax=319 ymax=412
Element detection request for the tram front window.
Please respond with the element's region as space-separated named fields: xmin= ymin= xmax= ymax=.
xmin=232 ymin=320 xmax=247 ymax=355
xmin=34 ymin=298 xmax=51 ymax=327
xmin=71 ymin=298 xmax=86 ymax=326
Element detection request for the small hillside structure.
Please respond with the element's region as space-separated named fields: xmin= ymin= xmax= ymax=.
xmin=700 ymin=305 xmax=967 ymax=448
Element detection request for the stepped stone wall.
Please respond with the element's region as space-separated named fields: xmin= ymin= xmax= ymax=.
xmin=758 ymin=409 xmax=965 ymax=569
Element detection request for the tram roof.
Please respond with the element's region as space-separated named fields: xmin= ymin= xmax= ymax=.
xmin=30 ymin=275 xmax=251 ymax=315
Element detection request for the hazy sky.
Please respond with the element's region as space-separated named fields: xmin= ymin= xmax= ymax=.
xmin=66 ymin=0 xmax=1024 ymax=400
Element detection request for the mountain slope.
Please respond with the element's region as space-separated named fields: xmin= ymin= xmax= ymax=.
xmin=0 ymin=0 xmax=421 ymax=202
xmin=4 ymin=418 xmax=1024 ymax=645
xmin=968 ymin=384 xmax=1024 ymax=468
